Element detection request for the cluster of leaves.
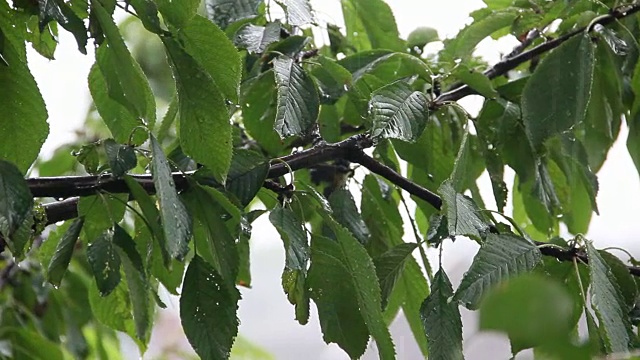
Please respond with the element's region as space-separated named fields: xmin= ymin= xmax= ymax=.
xmin=2 ymin=0 xmax=640 ymax=359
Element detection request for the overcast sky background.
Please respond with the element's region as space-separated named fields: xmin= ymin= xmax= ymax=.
xmin=25 ymin=1 xmax=640 ymax=359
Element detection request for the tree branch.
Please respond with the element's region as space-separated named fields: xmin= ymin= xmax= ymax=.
xmin=37 ymin=144 xmax=640 ymax=278
xmin=433 ymin=3 xmax=640 ymax=106
xmin=346 ymin=150 xmax=442 ymax=209
xmin=535 ymin=242 xmax=640 ymax=277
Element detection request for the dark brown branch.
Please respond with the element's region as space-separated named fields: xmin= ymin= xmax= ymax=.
xmin=535 ymin=241 xmax=640 ymax=277
xmin=29 ymin=172 xmax=190 ymax=198
xmin=44 ymin=197 xmax=80 ymax=225
xmin=433 ymin=3 xmax=640 ymax=106
xmin=268 ymin=134 xmax=373 ymax=178
xmin=35 ymin=135 xmax=373 ymax=225
xmin=346 ymin=150 xmax=442 ymax=209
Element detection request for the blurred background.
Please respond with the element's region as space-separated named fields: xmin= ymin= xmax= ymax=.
xmin=28 ymin=0 xmax=640 ymax=359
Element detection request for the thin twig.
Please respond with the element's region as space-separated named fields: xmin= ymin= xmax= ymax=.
xmin=433 ymin=3 xmax=640 ymax=106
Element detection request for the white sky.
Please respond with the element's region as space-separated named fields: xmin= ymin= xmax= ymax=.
xmin=26 ymin=1 xmax=640 ymax=359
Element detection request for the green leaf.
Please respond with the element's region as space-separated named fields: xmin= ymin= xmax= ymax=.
xmin=93 ymin=1 xmax=156 ymax=125
xmin=282 ymin=269 xmax=310 ymax=324
xmin=240 ymin=71 xmax=283 ymax=155
xmin=155 ymin=95 xmax=176 ymax=139
xmin=361 ymin=175 xmax=404 ymax=256
xmin=369 ymin=80 xmax=429 ymax=142
xmin=26 ymin=16 xmax=58 ymax=59
xmin=398 ymin=258 xmax=430 ymax=357
xmin=426 ymin=214 xmax=449 ymax=247
xmin=88 ymin=63 xmax=147 ymax=145
xmin=307 ymin=234 xmax=370 ymax=358
xmin=512 ymin=176 xmax=554 ymax=241
xmin=88 ymin=281 xmax=140 ymax=349
xmin=329 ymin=188 xmax=370 ymax=245
xmin=155 ymin=0 xmax=199 ymax=28
xmin=522 ymin=33 xmax=595 ymax=152
xmin=584 ymin=45 xmax=622 ymax=172
xmin=339 ymin=49 xmax=392 ymax=72
xmin=103 ymin=139 xmax=136 ymax=177
xmin=547 ymin=137 xmax=598 ymax=234
xmin=141 ymin=218 xmax=184 ymax=294
xmin=351 ymin=52 xmax=431 ymax=84
xmin=87 ymin=228 xmax=122 ymax=296
xmin=321 ymin=216 xmax=396 ymax=360
xmin=181 ymin=255 xmax=240 ymax=360
xmin=177 ymin=15 xmax=242 ymax=103
xmin=443 ymin=9 xmax=516 ymax=61
xmin=182 ymin=183 xmax=239 ymax=285
xmin=341 ymin=0 xmax=403 ymax=51
xmin=476 ymin=100 xmax=510 ymax=212
xmin=452 ymin=65 xmax=498 ymax=99
xmin=237 ymin=221 xmax=252 ymax=287
xmin=585 ymin=240 xmax=632 ymax=353
xmin=38 ymin=0 xmax=87 ymax=53
xmin=420 ymin=269 xmax=463 ymax=360
xmin=150 ymin=134 xmax=192 ymax=261
xmin=454 ymin=233 xmax=542 ymax=309
xmin=296 ymin=181 xmax=333 ymax=214
xmin=448 ymin=127 xmax=473 ymax=192
xmin=7 ymin=209 xmax=33 ymax=258
xmin=599 ymin=251 xmax=637 ymax=309
xmin=205 ymin=0 xmax=263 ymax=29
xmin=374 ymin=242 xmax=418 ymax=308
xmin=163 ymin=37 xmax=233 ymax=182
xmin=127 ymin=0 xmax=163 ymax=34
xmin=273 ymin=56 xmax=320 ymax=138
xmin=77 ymin=193 xmax=127 ymax=240
xmin=47 ymin=217 xmax=84 ymax=287
xmin=113 ymin=224 xmax=151 ymax=341
xmin=311 ymin=55 xmax=353 ymax=105
xmin=407 ymin=26 xmax=439 ymax=49
xmin=226 ymin=150 xmax=269 ymax=207
xmin=479 ymin=274 xmax=575 ymax=351
xmin=269 ymin=206 xmax=309 ymax=271
xmin=0 ymin=12 xmax=49 ymax=172
xmin=123 ymin=175 xmax=168 ymax=263
xmin=438 ymin=181 xmax=489 ymax=241
xmin=275 ymin=0 xmax=313 ymax=26
xmin=0 ymin=160 xmax=33 ymax=241
xmin=585 ymin=308 xmax=606 ymax=355
xmin=1 ymin=328 xmax=65 ymax=360
xmin=235 ymin=22 xmax=281 ymax=54
xmin=318 ymin=104 xmax=341 ymax=141
xmin=393 ymin=111 xmax=458 ymax=189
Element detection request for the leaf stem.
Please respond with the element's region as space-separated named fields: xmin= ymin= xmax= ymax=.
xmin=398 ymin=192 xmax=433 ymax=282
